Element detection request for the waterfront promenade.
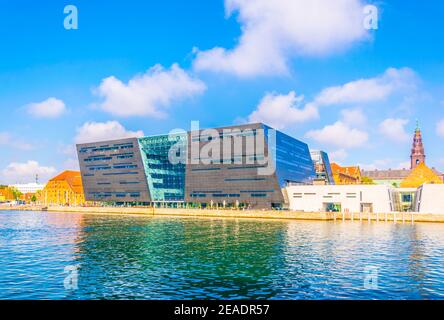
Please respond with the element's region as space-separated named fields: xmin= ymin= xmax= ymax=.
xmin=2 ymin=205 xmax=444 ymax=223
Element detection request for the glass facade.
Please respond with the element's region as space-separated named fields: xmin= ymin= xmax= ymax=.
xmin=264 ymin=124 xmax=316 ymax=188
xmin=310 ymin=150 xmax=334 ymax=184
xmin=138 ymin=134 xmax=187 ymax=202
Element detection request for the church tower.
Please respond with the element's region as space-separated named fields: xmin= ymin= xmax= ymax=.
xmin=410 ymin=120 xmax=426 ymax=169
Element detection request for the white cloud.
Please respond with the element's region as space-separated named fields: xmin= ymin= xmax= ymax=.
xmin=436 ymin=119 xmax=444 ymax=138
xmin=57 ymin=145 xmax=80 ymax=170
xmin=379 ymin=118 xmax=410 ymax=142
xmin=75 ymin=121 xmax=144 ymax=144
xmin=305 ymin=121 xmax=368 ymax=149
xmin=58 ymin=144 xmax=77 ymax=157
xmin=360 ymin=159 xmax=411 ymax=171
xmin=340 ymin=108 xmax=366 ymax=126
xmin=63 ymin=158 xmax=80 ymax=171
xmin=314 ymin=68 xmax=417 ymax=106
xmin=397 ymin=161 xmax=411 ymax=170
xmin=95 ymin=64 xmax=206 ymax=117
xmin=247 ymin=91 xmax=318 ymax=129
xmin=359 ymin=159 xmax=392 ymax=171
xmin=1 ymin=161 xmax=56 ymax=184
xmin=244 ymin=68 xmax=415 ymax=129
xmin=193 ymin=0 xmax=369 ymax=76
xmin=329 ymin=149 xmax=348 ymax=162
xmin=0 ymin=132 xmax=34 ymax=150
xmin=26 ymin=97 xmax=67 ymax=118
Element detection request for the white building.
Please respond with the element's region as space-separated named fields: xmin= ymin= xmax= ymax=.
xmin=9 ymin=183 xmax=45 ymax=194
xmin=286 ymin=185 xmax=394 ymax=213
xmin=414 ymin=184 xmax=444 ymax=214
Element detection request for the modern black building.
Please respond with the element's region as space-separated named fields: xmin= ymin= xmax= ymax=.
xmin=77 ymin=123 xmax=316 ymax=209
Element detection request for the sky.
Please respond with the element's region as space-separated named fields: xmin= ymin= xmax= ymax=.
xmin=0 ymin=0 xmax=444 ymax=184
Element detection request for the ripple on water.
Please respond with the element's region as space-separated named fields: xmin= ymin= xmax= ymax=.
xmin=1 ymin=211 xmax=444 ymax=299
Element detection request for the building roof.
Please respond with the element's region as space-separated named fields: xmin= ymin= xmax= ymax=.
xmin=362 ymin=167 xmax=442 ymax=180
xmin=49 ymin=170 xmax=84 ymax=194
xmin=0 ymin=187 xmax=15 ymax=200
xmin=331 ymin=163 xmax=361 ymax=177
xmin=400 ymin=163 xmax=443 ymax=188
xmin=361 ymin=168 xmax=411 ymax=180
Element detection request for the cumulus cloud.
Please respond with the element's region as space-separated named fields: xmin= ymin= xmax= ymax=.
xmin=58 ymin=144 xmax=78 ymax=157
xmin=359 ymin=159 xmax=392 ymax=171
xmin=193 ymin=0 xmax=369 ymax=76
xmin=340 ymin=108 xmax=366 ymax=126
xmin=360 ymin=159 xmax=410 ymax=171
xmin=26 ymin=97 xmax=67 ymax=118
xmin=314 ymin=68 xmax=417 ymax=106
xmin=75 ymin=121 xmax=144 ymax=144
xmin=437 ymin=119 xmax=444 ymax=138
xmin=329 ymin=149 xmax=348 ymax=162
xmin=247 ymin=91 xmax=318 ymax=129
xmin=1 ymin=161 xmax=56 ymax=184
xmin=62 ymin=158 xmax=80 ymax=171
xmin=397 ymin=161 xmax=411 ymax=170
xmin=95 ymin=64 xmax=206 ymax=117
xmin=305 ymin=121 xmax=368 ymax=149
xmin=379 ymin=118 xmax=410 ymax=142
xmin=245 ymin=68 xmax=416 ymax=129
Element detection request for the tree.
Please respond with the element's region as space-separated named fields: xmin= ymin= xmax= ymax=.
xmin=10 ymin=187 xmax=22 ymax=200
xmin=361 ymin=176 xmax=375 ymax=185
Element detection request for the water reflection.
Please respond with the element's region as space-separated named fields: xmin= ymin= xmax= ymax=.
xmin=73 ymin=216 xmax=288 ymax=299
xmin=0 ymin=211 xmax=444 ymax=300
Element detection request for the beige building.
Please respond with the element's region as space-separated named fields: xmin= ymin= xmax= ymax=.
xmin=40 ymin=171 xmax=86 ymax=206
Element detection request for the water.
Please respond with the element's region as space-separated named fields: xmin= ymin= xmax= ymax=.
xmin=0 ymin=210 xmax=444 ymax=300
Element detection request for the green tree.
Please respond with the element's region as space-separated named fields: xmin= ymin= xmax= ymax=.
xmin=10 ymin=187 xmax=22 ymax=200
xmin=361 ymin=176 xmax=376 ymax=185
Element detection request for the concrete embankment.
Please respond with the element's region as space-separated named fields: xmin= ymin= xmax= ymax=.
xmin=0 ymin=205 xmax=42 ymax=211
xmin=2 ymin=205 xmax=444 ymax=223
xmin=45 ymin=206 xmax=336 ymax=221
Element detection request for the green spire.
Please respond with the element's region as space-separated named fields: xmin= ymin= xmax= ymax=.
xmin=415 ymin=119 xmax=420 ymax=132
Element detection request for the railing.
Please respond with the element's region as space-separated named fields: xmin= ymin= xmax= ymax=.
xmin=333 ymin=211 xmax=417 ymax=223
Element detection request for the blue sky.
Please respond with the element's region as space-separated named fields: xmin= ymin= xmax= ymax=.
xmin=0 ymin=0 xmax=443 ymax=183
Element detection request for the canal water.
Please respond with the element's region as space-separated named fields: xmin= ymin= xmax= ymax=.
xmin=0 ymin=210 xmax=443 ymax=300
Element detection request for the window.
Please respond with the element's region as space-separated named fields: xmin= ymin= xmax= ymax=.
xmin=251 ymin=194 xmax=267 ymax=198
